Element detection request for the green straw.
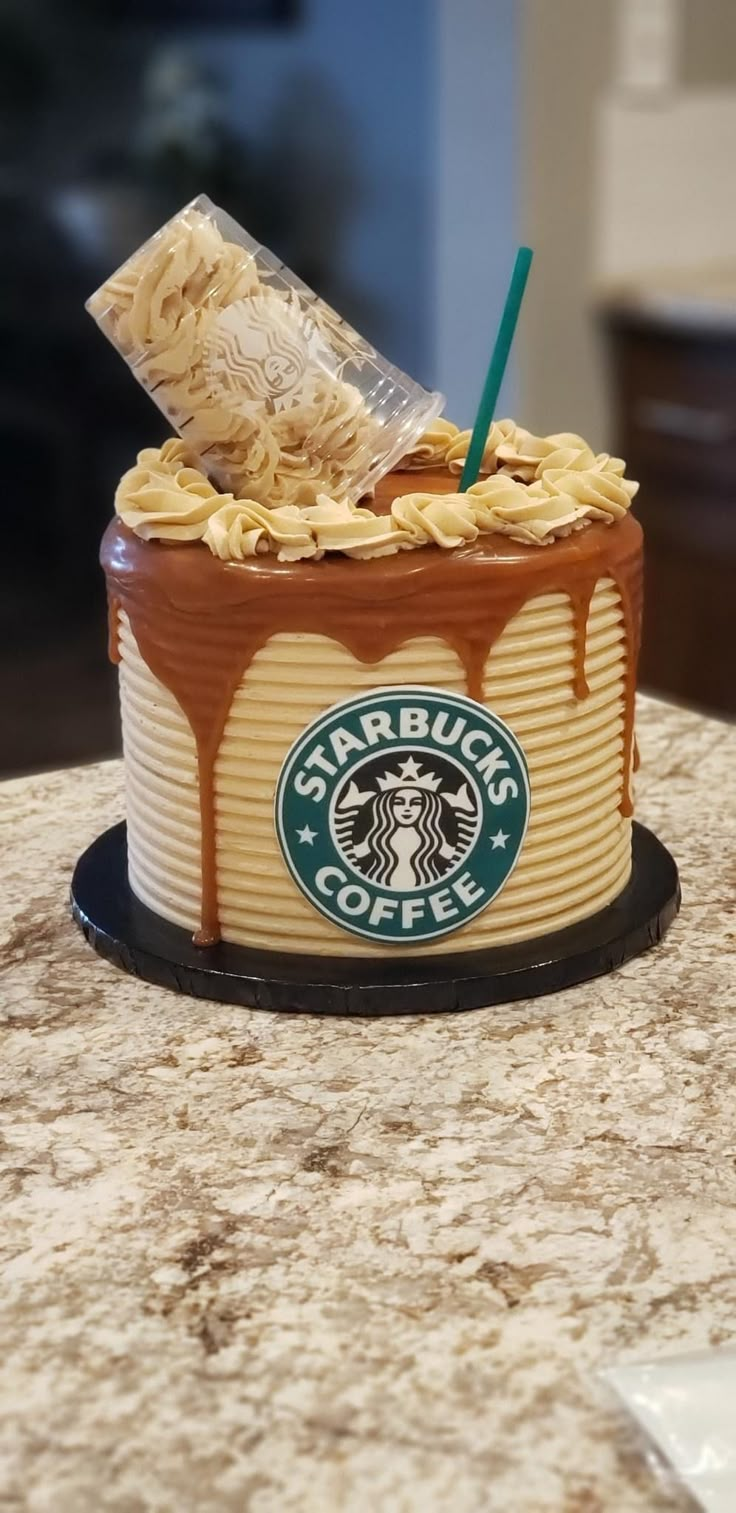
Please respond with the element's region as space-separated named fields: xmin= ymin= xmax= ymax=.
xmin=459 ymin=246 xmax=534 ymax=492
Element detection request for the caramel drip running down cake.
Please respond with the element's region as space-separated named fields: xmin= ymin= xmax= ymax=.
xmin=101 ymin=416 xmax=642 ymax=958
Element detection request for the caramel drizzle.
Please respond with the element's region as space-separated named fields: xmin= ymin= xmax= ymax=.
xmin=613 ymin=561 xmax=643 ymax=819
xmin=107 ymin=595 xmax=121 ymax=664
xmin=569 ymin=586 xmax=595 ymax=701
xmin=102 ymin=508 xmax=642 ymax=945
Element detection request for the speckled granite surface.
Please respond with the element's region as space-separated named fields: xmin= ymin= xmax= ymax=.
xmin=1 ymin=695 xmax=734 ymax=1512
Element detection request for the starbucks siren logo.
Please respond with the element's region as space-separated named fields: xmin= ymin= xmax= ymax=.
xmin=206 ymin=292 xmax=333 ymax=418
xmin=275 ymin=688 xmax=530 ymax=945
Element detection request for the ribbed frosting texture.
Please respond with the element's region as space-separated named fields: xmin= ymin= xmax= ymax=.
xmin=117 ymin=580 xmax=632 ymax=957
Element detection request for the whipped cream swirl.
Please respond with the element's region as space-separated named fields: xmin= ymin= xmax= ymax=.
xmin=115 ymin=422 xmax=638 ymax=560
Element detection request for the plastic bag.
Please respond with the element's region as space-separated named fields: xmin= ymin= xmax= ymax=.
xmin=603 ymin=1347 xmax=736 ymax=1511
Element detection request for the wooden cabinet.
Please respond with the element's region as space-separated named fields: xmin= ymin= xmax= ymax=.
xmin=605 ymin=313 xmax=736 ymax=717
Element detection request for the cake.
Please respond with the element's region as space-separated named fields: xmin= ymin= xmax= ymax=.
xmin=100 ymin=418 xmax=641 ymax=957
xmin=88 ymin=196 xmax=645 ymax=967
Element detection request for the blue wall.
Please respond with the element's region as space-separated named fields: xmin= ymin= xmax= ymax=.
xmin=195 ymin=0 xmax=435 ymax=384
xmin=193 ymin=0 xmax=519 ymax=421
xmin=434 ymin=0 xmax=519 ymax=422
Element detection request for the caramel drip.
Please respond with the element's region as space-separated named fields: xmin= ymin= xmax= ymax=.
xmin=193 ymin=753 xmax=219 ymax=946
xmin=370 ymin=468 xmax=455 ymax=512
xmin=569 ymin=587 xmax=595 ymax=701
xmin=633 ymin=738 xmax=641 ymax=773
xmin=102 ymin=495 xmax=642 ymax=944
xmin=108 ymin=596 xmax=121 ymax=665
xmin=612 ymin=556 xmax=644 ymax=819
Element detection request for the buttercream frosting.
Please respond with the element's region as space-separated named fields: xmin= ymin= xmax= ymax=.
xmin=115 ymin=425 xmax=638 ymax=561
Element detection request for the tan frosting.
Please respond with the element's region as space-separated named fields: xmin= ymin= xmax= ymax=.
xmin=399 ymin=417 xmax=463 ymax=469
xmin=406 ymin=417 xmax=633 ymax=489
xmin=115 ymin=427 xmax=638 ymax=560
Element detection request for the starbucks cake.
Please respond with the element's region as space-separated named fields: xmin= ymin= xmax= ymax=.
xmin=100 ymin=417 xmax=641 ymax=958
xmin=86 ymin=196 xmax=648 ymax=974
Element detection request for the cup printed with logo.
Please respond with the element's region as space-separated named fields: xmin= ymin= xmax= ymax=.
xmin=86 ymin=195 xmax=444 ymax=508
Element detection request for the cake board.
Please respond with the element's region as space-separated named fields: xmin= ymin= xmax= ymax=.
xmin=71 ymin=821 xmax=680 ymax=1017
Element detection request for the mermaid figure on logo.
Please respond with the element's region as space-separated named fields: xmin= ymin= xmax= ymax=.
xmin=334 ymin=756 xmax=478 ymax=892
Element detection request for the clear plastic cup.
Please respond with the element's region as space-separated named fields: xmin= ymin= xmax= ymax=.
xmin=86 ymin=194 xmax=444 ymax=507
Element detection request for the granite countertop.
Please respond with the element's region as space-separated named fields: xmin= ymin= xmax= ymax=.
xmin=2 ymin=694 xmax=735 ymax=1512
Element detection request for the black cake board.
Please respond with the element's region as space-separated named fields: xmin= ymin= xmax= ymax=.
xmin=71 ymin=821 xmax=680 ymax=1017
